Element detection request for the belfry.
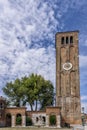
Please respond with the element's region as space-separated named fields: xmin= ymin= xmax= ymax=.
xmin=55 ymin=31 xmax=81 ymax=124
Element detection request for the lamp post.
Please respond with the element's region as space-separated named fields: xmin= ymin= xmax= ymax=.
xmin=82 ymin=107 xmax=85 ymax=126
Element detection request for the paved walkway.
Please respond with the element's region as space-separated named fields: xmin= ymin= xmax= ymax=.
xmin=72 ymin=125 xmax=87 ymax=130
xmin=0 ymin=127 xmax=73 ymax=130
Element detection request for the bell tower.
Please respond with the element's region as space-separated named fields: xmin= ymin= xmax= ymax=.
xmin=56 ymin=31 xmax=81 ymax=124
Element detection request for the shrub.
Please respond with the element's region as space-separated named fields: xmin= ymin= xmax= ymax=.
xmin=49 ymin=115 xmax=56 ymax=126
xmin=26 ymin=116 xmax=32 ymax=126
xmin=16 ymin=116 xmax=22 ymax=125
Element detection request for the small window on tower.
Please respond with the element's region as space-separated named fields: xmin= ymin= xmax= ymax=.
xmin=0 ymin=103 xmax=4 ymax=109
xmin=0 ymin=113 xmax=2 ymax=118
xmin=70 ymin=36 xmax=73 ymax=43
xmin=61 ymin=37 xmax=64 ymax=44
xmin=66 ymin=37 xmax=69 ymax=44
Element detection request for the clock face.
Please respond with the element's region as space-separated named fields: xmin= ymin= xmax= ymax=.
xmin=63 ymin=62 xmax=72 ymax=70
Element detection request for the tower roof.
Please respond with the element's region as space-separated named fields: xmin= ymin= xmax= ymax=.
xmin=56 ymin=30 xmax=79 ymax=35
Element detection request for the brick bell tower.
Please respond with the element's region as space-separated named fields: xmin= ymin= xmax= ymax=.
xmin=55 ymin=31 xmax=81 ymax=124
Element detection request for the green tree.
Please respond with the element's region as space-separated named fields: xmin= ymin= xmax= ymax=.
xmin=3 ymin=73 xmax=54 ymax=110
xmin=25 ymin=74 xmax=54 ymax=111
xmin=39 ymin=80 xmax=54 ymax=110
xmin=3 ymin=77 xmax=27 ymax=107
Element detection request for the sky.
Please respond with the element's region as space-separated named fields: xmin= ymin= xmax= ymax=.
xmin=0 ymin=0 xmax=87 ymax=112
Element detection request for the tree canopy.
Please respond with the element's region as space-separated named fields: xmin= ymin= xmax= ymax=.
xmin=3 ymin=73 xmax=54 ymax=111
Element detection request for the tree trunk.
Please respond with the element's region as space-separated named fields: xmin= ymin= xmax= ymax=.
xmin=30 ymin=104 xmax=33 ymax=111
xmin=35 ymin=100 xmax=37 ymax=111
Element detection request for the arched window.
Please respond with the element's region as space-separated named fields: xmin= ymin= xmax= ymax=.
xmin=49 ymin=114 xmax=56 ymax=126
xmin=26 ymin=116 xmax=32 ymax=126
xmin=0 ymin=112 xmax=2 ymax=118
xmin=6 ymin=113 xmax=11 ymax=127
xmin=36 ymin=117 xmax=39 ymax=122
xmin=66 ymin=37 xmax=69 ymax=44
xmin=70 ymin=36 xmax=73 ymax=43
xmin=42 ymin=116 xmax=46 ymax=123
xmin=61 ymin=37 xmax=64 ymax=44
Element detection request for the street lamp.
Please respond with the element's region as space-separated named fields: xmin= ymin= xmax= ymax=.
xmin=81 ymin=107 xmax=85 ymax=126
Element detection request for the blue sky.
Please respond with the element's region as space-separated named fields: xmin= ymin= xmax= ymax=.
xmin=0 ymin=0 xmax=87 ymax=112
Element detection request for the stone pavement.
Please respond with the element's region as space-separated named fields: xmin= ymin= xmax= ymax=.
xmin=72 ymin=125 xmax=87 ymax=130
xmin=0 ymin=127 xmax=73 ymax=130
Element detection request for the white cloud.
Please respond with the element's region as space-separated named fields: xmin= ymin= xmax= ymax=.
xmin=81 ymin=96 xmax=87 ymax=101
xmin=9 ymin=46 xmax=56 ymax=83
xmin=0 ymin=0 xmax=58 ymax=95
xmin=79 ymin=55 xmax=87 ymax=67
xmin=0 ymin=0 xmax=87 ymax=96
xmin=0 ymin=61 xmax=9 ymax=75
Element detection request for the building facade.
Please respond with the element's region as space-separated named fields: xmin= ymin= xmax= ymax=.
xmin=55 ymin=31 xmax=81 ymax=124
xmin=0 ymin=96 xmax=61 ymax=127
